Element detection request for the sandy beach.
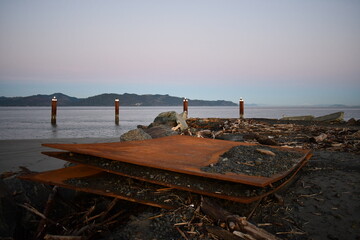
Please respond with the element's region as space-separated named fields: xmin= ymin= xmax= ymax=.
xmin=0 ymin=138 xmax=119 ymax=173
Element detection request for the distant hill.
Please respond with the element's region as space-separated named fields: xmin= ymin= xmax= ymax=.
xmin=0 ymin=93 xmax=79 ymax=106
xmin=0 ymin=93 xmax=237 ymax=106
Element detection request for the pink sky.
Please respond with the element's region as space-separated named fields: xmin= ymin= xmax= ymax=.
xmin=0 ymin=1 xmax=359 ymax=105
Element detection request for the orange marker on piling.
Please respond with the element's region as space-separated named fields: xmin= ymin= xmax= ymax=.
xmin=51 ymin=96 xmax=57 ymax=125
xmin=239 ymin=97 xmax=244 ymax=119
xmin=115 ymin=98 xmax=119 ymax=125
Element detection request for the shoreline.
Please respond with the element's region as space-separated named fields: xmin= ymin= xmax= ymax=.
xmin=0 ymin=137 xmax=119 ymax=173
xmin=1 ymin=118 xmax=359 ymax=239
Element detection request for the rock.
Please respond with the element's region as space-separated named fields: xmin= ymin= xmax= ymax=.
xmin=347 ymin=118 xmax=357 ymax=125
xmin=196 ymin=129 xmax=213 ymax=138
xmin=331 ymin=143 xmax=343 ymax=147
xmin=256 ymin=149 xmax=276 ymax=156
xmin=143 ymin=125 xmax=178 ymax=139
xmin=347 ymin=118 xmax=360 ymax=126
xmin=255 ymin=135 xmax=279 ymax=146
xmin=120 ymin=128 xmax=152 ymax=142
xmin=150 ymin=111 xmax=188 ymax=131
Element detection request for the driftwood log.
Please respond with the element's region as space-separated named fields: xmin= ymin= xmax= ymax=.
xmin=44 ymin=235 xmax=83 ymax=240
xmin=200 ymin=197 xmax=281 ymax=240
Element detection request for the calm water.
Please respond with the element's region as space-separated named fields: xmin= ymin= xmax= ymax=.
xmin=0 ymin=106 xmax=359 ymax=140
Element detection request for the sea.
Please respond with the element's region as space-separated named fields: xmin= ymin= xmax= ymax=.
xmin=0 ymin=106 xmax=359 ymax=140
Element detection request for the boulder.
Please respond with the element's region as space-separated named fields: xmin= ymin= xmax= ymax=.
xmin=150 ymin=111 xmax=188 ymax=131
xmin=143 ymin=125 xmax=178 ymax=139
xmin=120 ymin=128 xmax=152 ymax=142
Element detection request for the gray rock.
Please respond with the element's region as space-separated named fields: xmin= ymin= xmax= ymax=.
xmin=150 ymin=111 xmax=188 ymax=130
xmin=143 ymin=125 xmax=178 ymax=139
xmin=120 ymin=128 xmax=152 ymax=142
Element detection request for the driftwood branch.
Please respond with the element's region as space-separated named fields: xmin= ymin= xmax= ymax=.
xmin=200 ymin=197 xmax=281 ymax=240
xmin=100 ymin=198 xmax=119 ymax=221
xmin=35 ymin=186 xmax=59 ymax=239
xmin=18 ymin=203 xmax=67 ymax=231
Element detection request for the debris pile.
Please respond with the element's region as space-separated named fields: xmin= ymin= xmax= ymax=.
xmin=14 ymin=118 xmax=312 ymax=239
xmin=184 ymin=118 xmax=360 ymax=153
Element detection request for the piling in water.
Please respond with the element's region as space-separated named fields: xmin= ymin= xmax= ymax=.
xmin=239 ymin=98 xmax=244 ymax=119
xmin=51 ymin=96 xmax=57 ymax=125
xmin=115 ymin=98 xmax=119 ymax=125
xmin=183 ymin=98 xmax=188 ymax=115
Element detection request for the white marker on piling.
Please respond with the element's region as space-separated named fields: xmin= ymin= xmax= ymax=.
xmin=115 ymin=98 xmax=119 ymax=125
xmin=239 ymin=97 xmax=244 ymax=119
xmin=51 ymin=96 xmax=57 ymax=125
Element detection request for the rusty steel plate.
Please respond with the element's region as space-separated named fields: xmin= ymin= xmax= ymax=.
xmin=43 ymin=135 xmax=311 ymax=187
xmin=18 ymin=165 xmax=193 ymax=209
xmin=43 ymin=151 xmax=311 ymax=203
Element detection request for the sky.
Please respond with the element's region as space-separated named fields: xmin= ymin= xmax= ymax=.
xmin=0 ymin=1 xmax=359 ymax=106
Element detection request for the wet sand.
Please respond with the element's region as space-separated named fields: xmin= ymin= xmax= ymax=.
xmin=0 ymin=138 xmax=119 ymax=173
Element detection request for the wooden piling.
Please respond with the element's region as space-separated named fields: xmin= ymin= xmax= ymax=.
xmin=51 ymin=97 xmax=57 ymax=125
xmin=115 ymin=98 xmax=119 ymax=125
xmin=183 ymin=98 xmax=188 ymax=115
xmin=239 ymin=98 xmax=244 ymax=119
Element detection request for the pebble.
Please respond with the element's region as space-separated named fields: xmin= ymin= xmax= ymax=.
xmin=256 ymin=148 xmax=276 ymax=156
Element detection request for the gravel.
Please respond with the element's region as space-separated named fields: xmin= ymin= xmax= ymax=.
xmin=63 ymin=152 xmax=275 ymax=199
xmin=65 ymin=172 xmax=192 ymax=209
xmin=201 ymin=145 xmax=304 ymax=177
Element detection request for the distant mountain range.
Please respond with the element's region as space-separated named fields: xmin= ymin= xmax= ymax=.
xmin=0 ymin=93 xmax=238 ymax=106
